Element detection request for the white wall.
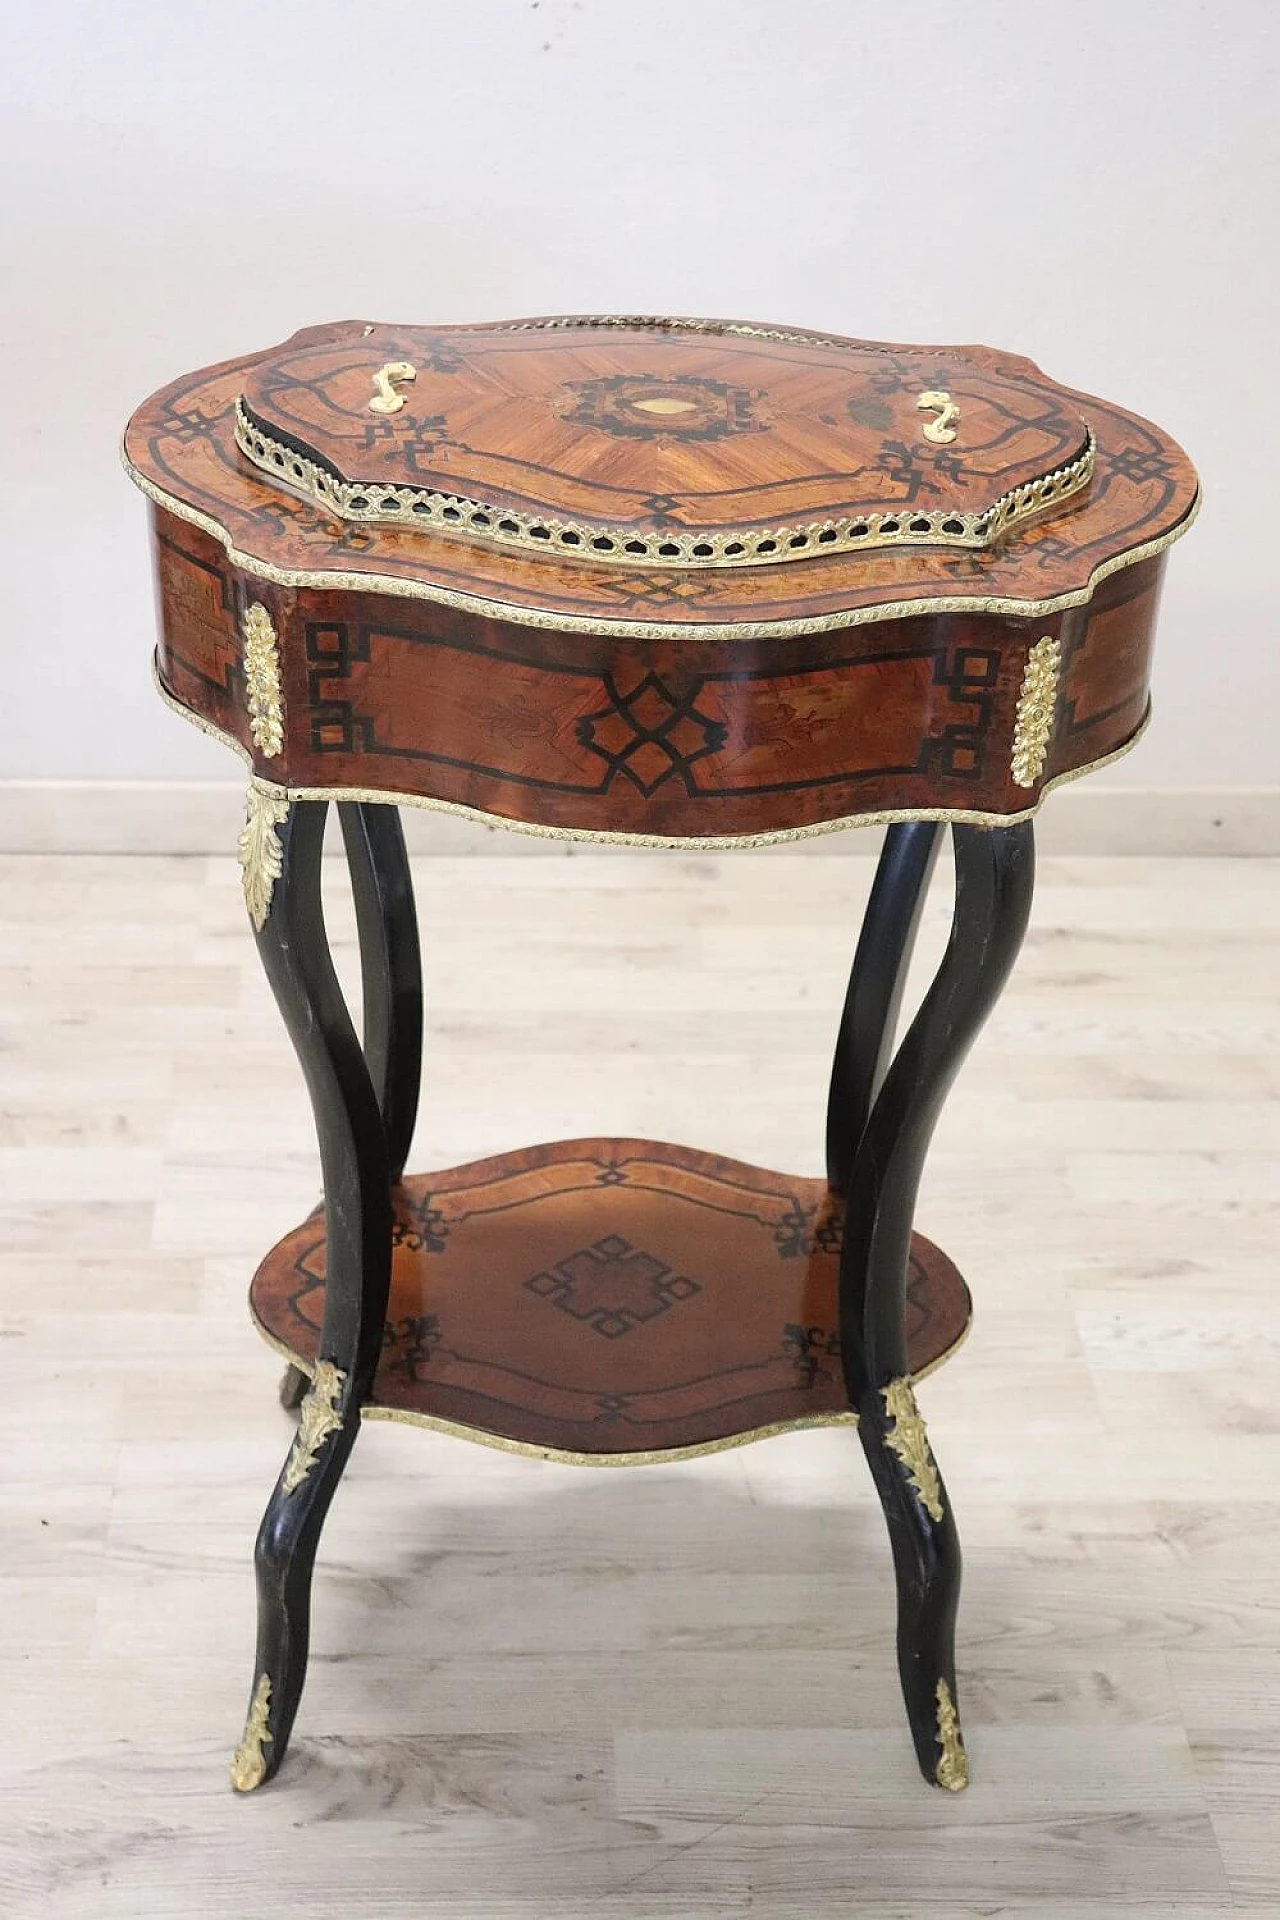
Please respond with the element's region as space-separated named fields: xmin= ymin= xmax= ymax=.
xmin=1 ymin=0 xmax=1272 ymax=791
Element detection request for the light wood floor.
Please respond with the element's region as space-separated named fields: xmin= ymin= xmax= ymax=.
xmin=1 ymin=846 xmax=1277 ymax=1917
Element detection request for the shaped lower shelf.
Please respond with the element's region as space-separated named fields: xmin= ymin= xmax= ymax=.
xmin=250 ymin=1137 xmax=971 ymax=1464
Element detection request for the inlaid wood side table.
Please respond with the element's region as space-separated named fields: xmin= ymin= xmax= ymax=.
xmin=124 ymin=316 xmax=1197 ymax=1796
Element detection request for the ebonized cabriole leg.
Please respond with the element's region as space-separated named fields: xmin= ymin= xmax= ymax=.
xmin=835 ymin=822 xmax=1035 ymax=1789
xmin=338 ymin=803 xmax=423 ymax=1183
xmin=231 ymin=798 xmax=393 ymax=1793
xmin=277 ymin=806 xmax=421 ymax=1413
xmin=825 ymin=823 xmax=944 ymax=1196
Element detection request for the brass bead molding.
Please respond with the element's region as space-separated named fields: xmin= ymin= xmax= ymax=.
xmin=240 ymin=602 xmax=283 ymax=757
xmin=237 ymin=779 xmax=290 ymax=931
xmin=881 ymin=1376 xmax=944 ymax=1522
xmin=229 ymin=1673 xmax=272 ymax=1792
xmin=1011 ymin=634 xmax=1062 ymax=787
xmin=934 ymin=1679 xmax=969 ymax=1791
xmin=282 ymin=1361 xmax=347 ymax=1494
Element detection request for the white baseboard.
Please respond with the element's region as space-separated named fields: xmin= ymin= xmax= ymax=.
xmin=0 ymin=780 xmax=1276 ymax=856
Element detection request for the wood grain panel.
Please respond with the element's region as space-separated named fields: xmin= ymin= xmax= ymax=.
xmin=149 ymin=508 xmax=1167 ymax=838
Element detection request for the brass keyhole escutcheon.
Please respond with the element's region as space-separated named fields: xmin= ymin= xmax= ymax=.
xmin=917 ymin=390 xmax=960 ymax=445
xmin=369 ymin=361 xmax=417 ymax=416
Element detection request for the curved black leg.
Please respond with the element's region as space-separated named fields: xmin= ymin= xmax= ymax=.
xmin=338 ymin=803 xmax=423 ymax=1183
xmin=276 ymin=805 xmax=421 ymax=1423
xmin=825 ymin=822 xmax=943 ymax=1196
xmin=231 ymin=796 xmax=392 ymax=1792
xmin=835 ymin=822 xmax=1035 ymax=1788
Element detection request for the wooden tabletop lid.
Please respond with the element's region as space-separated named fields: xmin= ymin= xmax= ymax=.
xmin=234 ymin=321 xmax=1097 ymax=567
xmin=124 ymin=315 xmax=1198 ymax=638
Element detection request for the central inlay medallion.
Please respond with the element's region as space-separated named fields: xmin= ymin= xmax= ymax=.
xmin=524 ymin=1234 xmax=703 ymax=1338
xmin=575 ymin=671 xmax=728 ymax=796
xmin=553 ymin=373 xmax=764 ymax=441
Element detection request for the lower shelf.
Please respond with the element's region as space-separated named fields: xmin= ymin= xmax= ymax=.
xmin=250 ymin=1138 xmax=972 ymax=1464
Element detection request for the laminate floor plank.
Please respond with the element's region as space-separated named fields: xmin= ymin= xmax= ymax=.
xmin=0 ymin=849 xmax=1276 ymax=1915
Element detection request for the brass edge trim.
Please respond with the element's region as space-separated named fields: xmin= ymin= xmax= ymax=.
xmin=248 ymin=1311 xmax=318 ymax=1375
xmin=909 ymin=1307 xmax=972 ymax=1385
xmin=234 ymin=396 xmax=1095 ymax=567
xmin=152 ymin=657 xmax=253 ymax=764
xmin=124 ymin=443 xmax=1200 ymax=641
xmin=359 ymin=1405 xmax=860 ymax=1467
xmin=248 ymin=1303 xmax=974 ymax=1468
xmin=151 ymin=658 xmax=1152 ymax=849
xmin=506 ymin=312 xmax=916 ymax=352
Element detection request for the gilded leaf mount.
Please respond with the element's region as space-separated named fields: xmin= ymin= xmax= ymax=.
xmin=282 ymin=1360 xmax=348 ymax=1494
xmin=240 ymin=601 xmax=284 ymax=757
xmin=881 ymin=1376 xmax=944 ymax=1522
xmin=1011 ymin=634 xmax=1061 ymax=787
xmin=237 ymin=779 xmax=290 ymax=931
xmin=935 ymin=1679 xmax=969 ymax=1791
xmin=229 ymin=1672 xmax=273 ymax=1792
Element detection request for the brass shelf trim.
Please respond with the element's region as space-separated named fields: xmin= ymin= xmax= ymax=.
xmin=247 ymin=1292 xmax=972 ymax=1470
